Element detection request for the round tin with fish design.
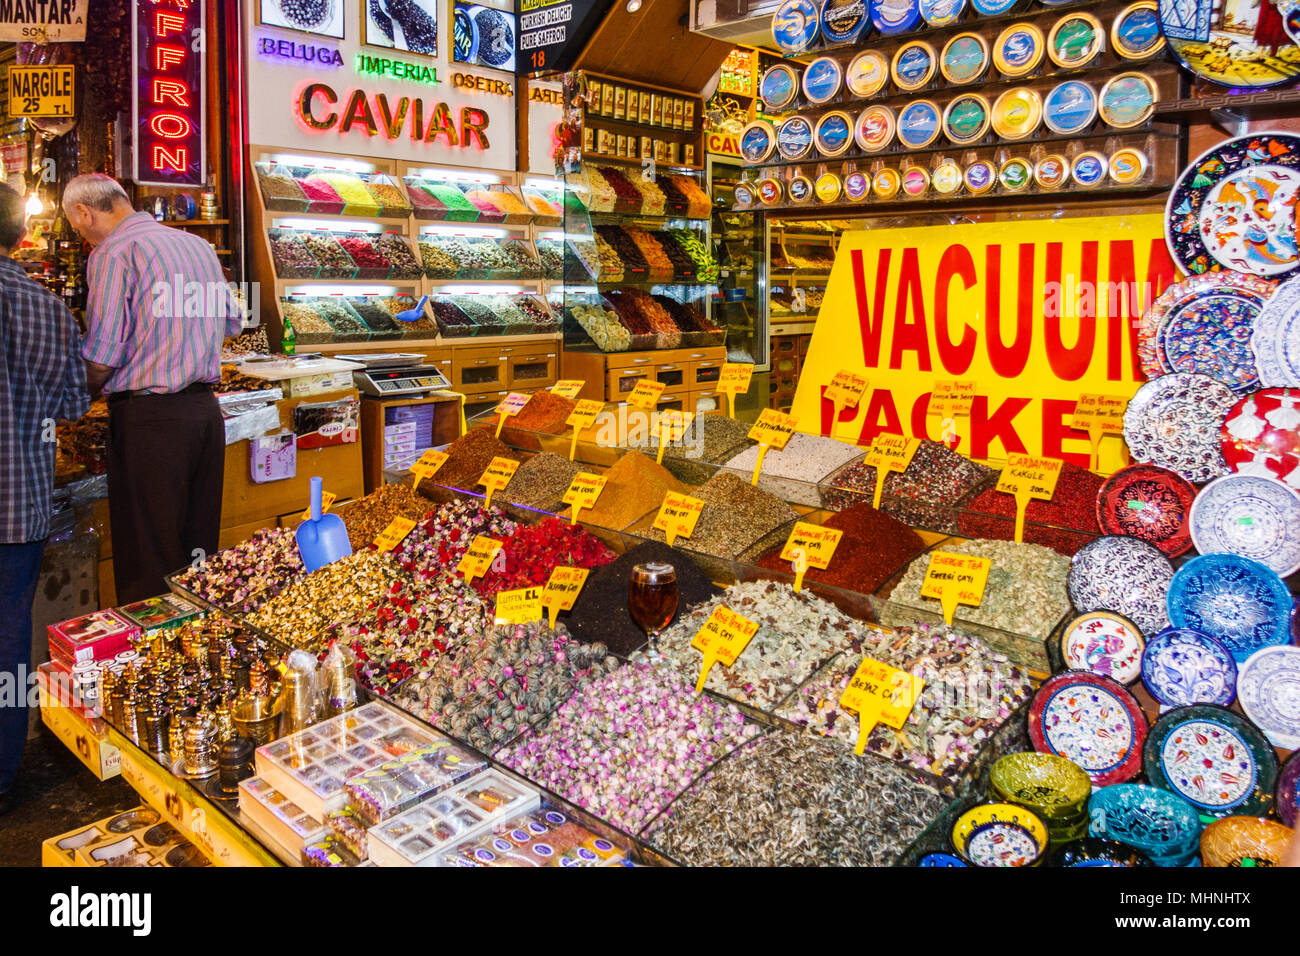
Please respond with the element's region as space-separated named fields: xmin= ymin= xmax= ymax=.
xmin=994 ymin=22 xmax=1045 ymax=77
xmin=896 ymin=99 xmax=941 ymax=149
xmin=941 ymin=32 xmax=990 ymax=85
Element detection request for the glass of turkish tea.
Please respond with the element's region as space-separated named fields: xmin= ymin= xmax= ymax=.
xmin=628 ymin=562 xmax=678 ymax=654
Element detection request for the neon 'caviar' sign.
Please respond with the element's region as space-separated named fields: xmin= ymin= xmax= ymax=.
xmin=295 ymin=82 xmax=491 ymax=150
xmin=132 ymin=0 xmax=205 ymax=186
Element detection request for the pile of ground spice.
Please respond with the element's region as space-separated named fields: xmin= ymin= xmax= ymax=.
xmin=471 ymin=516 xmax=617 ymax=599
xmin=645 ymin=414 xmax=756 ymax=485
xmin=754 ymin=502 xmax=926 ymax=593
xmin=431 ymin=425 xmax=514 ymax=492
xmin=564 ymin=541 xmax=721 ymax=655
xmin=497 ymin=390 xmax=575 ymax=452
xmin=582 ymin=451 xmax=691 ymax=530
xmin=497 ymin=452 xmax=583 ymax=513
xmin=722 ymin=432 xmax=864 ymax=506
xmin=957 ymin=460 xmax=1104 ymax=556
xmin=340 ymin=482 xmax=435 ymax=550
xmin=633 ymin=470 xmax=796 ymax=559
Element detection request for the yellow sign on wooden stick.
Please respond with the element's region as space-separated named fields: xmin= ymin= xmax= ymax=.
xmin=541 ymin=566 xmax=589 ymax=629
xmin=920 ymin=551 xmax=991 ymax=625
xmin=495 ymin=392 xmax=530 ymax=436
xmin=300 ymin=490 xmax=337 ymax=521
xmin=478 ymin=457 xmax=520 ymax=509
xmin=409 ymin=448 xmax=448 ymax=492
xmin=838 ymin=656 xmax=924 ymax=755
xmin=717 ymin=363 xmax=754 ymax=418
xmin=780 ymin=522 xmax=843 ymax=592
xmin=374 ymin=517 xmax=417 ymax=553
xmin=551 ymin=380 xmax=585 ymax=399
xmin=565 ymin=399 xmax=605 ymax=461
xmin=1070 ymin=393 xmax=1127 ymax=471
xmin=862 ymin=434 xmax=921 ymax=509
xmin=995 ymin=454 xmax=1064 ymax=542
xmin=747 ymin=409 xmax=798 ymax=485
xmin=457 ymin=535 xmax=503 ymax=583
xmin=653 ymin=492 xmax=704 ymax=547
xmin=562 ymin=472 xmax=607 ymax=525
xmin=495 ymin=586 xmax=542 ymax=625
xmin=627 ymin=380 xmax=666 ymax=409
xmin=691 ymin=605 xmax=760 ymax=693
xmin=656 ymin=410 xmax=695 ymax=465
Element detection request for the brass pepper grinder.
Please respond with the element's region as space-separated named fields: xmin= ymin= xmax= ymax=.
xmin=168 ymin=706 xmax=189 ymax=766
xmin=143 ymin=688 xmax=169 ymax=754
xmin=214 ymin=701 xmax=235 ymax=744
xmin=182 ymin=708 xmax=218 ymax=776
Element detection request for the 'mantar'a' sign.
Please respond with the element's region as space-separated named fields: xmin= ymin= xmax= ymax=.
xmin=133 ymin=0 xmax=205 ymax=186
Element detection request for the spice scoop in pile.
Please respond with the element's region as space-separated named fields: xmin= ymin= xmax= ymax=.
xmin=821 ymin=439 xmax=995 ymax=533
xmin=776 ymin=622 xmax=1033 ymax=786
xmin=339 ymin=482 xmax=435 ymax=551
xmin=496 ymin=657 xmax=760 ymax=833
xmin=753 ymin=502 xmax=927 ymax=593
xmin=632 ymin=470 xmax=796 ymax=560
xmin=957 ymin=460 xmax=1104 ymax=556
xmin=173 ymin=527 xmax=306 ymax=613
xmin=396 ymin=621 xmax=616 ymax=754
xmin=428 ymin=425 xmax=514 ymax=493
xmin=642 ymin=730 xmax=948 ymax=866
xmin=246 ymin=549 xmax=399 ymax=649
xmin=886 ymin=539 xmax=1071 ymax=642
xmin=721 ymin=432 xmax=864 ymax=506
xmin=391 ymin=499 xmax=518 ymax=580
xmin=470 ymin=517 xmax=617 ymax=599
xmin=639 ymin=580 xmax=867 ymax=711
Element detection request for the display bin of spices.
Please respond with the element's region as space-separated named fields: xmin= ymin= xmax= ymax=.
xmin=255 ymin=162 xmax=310 ymax=212
xmin=774 ymin=622 xmax=1034 ymax=797
xmin=520 ymin=185 xmax=563 ymax=227
xmin=348 ymin=298 xmax=403 ymax=339
xmin=578 ymin=451 xmax=693 ymax=541
xmin=516 ymin=296 xmax=558 ymax=334
xmin=876 ymin=538 xmax=1072 ymax=673
xmin=494 ymin=453 xmax=585 ymax=515
xmin=956 ymin=459 xmax=1105 ymax=556
xmin=535 ymin=239 xmax=565 ymax=280
xmin=452 ymin=295 xmax=509 ymax=336
xmin=820 ymin=439 xmax=995 ymax=533
xmin=291 ymin=168 xmax=346 ymax=215
xmin=380 ymin=296 xmax=439 ymax=338
xmin=246 ymin=549 xmax=400 ymax=650
xmin=404 ymin=178 xmax=480 ymax=222
xmin=720 ymin=432 xmax=864 ymax=507
xmin=426 ymin=425 xmax=516 ymax=494
xmin=280 ymin=299 xmax=338 ymax=345
xmin=493 ymin=390 xmax=575 ymax=453
xmin=500 ymin=238 xmax=543 ymax=278
xmin=305 ymin=171 xmax=382 ymax=218
xmin=168 ymin=527 xmax=307 ymax=615
xmin=336 ymin=232 xmax=393 ymax=280
xmin=363 ymin=174 xmax=412 ymax=218
xmin=309 ymin=297 xmax=372 ymax=343
xmin=268 ymin=229 xmax=320 ymax=279
xmin=634 ymin=414 xmax=756 ymax=486
xmin=640 ymin=730 xmax=949 ymax=866
xmin=297 ymin=231 xmax=357 ymax=280
xmin=470 ymin=517 xmax=618 ymax=600
xmin=375 ymin=235 xmax=423 ymax=279
xmin=339 ymin=482 xmax=434 ymax=551
xmin=418 ymin=239 xmax=463 ymax=279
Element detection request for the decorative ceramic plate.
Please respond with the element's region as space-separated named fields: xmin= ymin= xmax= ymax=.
xmin=950 ymin=802 xmax=1048 ymax=867
xmin=1275 ymin=750 xmax=1300 ymax=828
xmin=1200 ymin=815 xmax=1295 ymax=867
xmin=1158 ymin=0 xmax=1300 ymax=90
xmin=1096 ymin=464 xmax=1196 ymax=557
xmin=917 ymin=852 xmax=968 ymax=866
xmin=1057 ymin=610 xmax=1146 ymax=684
xmin=989 ymin=753 xmax=1092 ymax=821
xmin=1049 ymin=839 xmax=1152 ymax=867
xmin=1143 ymin=704 xmax=1278 ymax=817
xmin=1137 ymin=272 xmax=1276 ymax=381
xmin=1221 ymin=388 xmax=1300 ymax=491
xmin=1189 ymin=474 xmax=1300 ymax=576
xmin=1252 ymin=274 xmax=1300 ymax=387
xmin=1157 ymin=291 xmax=1271 ymax=393
xmin=1067 ymin=535 xmax=1174 ymax=636
xmin=1236 ymin=645 xmax=1300 ymax=750
xmin=1167 ymin=553 xmax=1294 ymax=662
xmin=772 ymin=0 xmax=821 ymax=54
xmin=1165 ymin=132 xmax=1300 ymax=280
xmin=1029 ymin=672 xmax=1148 ymax=785
xmin=1122 ymin=373 xmax=1236 ymax=483
xmin=1140 ymin=627 xmax=1237 ymax=709
xmin=1087 ymin=783 xmax=1203 ymax=862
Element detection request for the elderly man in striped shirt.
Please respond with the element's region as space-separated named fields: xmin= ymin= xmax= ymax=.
xmin=63 ymin=174 xmax=248 ymax=603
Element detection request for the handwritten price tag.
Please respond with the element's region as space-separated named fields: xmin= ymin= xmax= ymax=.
xmin=551 ymin=380 xmax=586 ymax=400
xmin=566 ymin=399 xmax=605 ymax=461
xmin=627 ymin=380 xmax=666 ymax=410
xmin=300 ymin=490 xmax=337 ymax=521
xmin=780 ymin=521 xmax=843 ymax=592
xmin=494 ymin=392 xmax=531 ymax=436
xmin=717 ymin=363 xmax=754 ymax=418
xmin=409 ymin=448 xmax=448 ymax=491
xmin=562 ymin=472 xmax=607 ymax=524
xmin=747 ymin=409 xmax=798 ymax=484
xmin=541 ymin=566 xmax=589 ymax=629
xmin=656 ymin=410 xmax=695 ymax=464
xmin=478 ymin=457 xmax=520 ymax=509
xmin=653 ymin=491 xmax=704 ymax=546
xmin=373 ymin=517 xmax=417 ymax=553
xmin=1071 ymin=393 xmax=1128 ymax=470
xmin=495 ymin=586 xmax=543 ymax=625
xmin=928 ymin=380 xmax=976 ymax=418
xmin=690 ymin=605 xmax=760 ymax=693
xmin=863 ymin=434 xmax=921 ymax=509
xmin=920 ymin=551 xmax=991 ymax=626
xmin=825 ymin=369 xmax=869 ymax=410
xmin=996 ymin=454 xmax=1064 ymax=542
xmin=839 ymin=656 xmax=924 ymax=755
xmin=457 ymin=535 xmax=503 ymax=584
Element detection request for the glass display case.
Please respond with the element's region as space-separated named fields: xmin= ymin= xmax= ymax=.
xmin=708 ymin=159 xmax=767 ymax=370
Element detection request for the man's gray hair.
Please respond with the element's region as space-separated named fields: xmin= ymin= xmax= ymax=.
xmin=62 ymin=173 xmax=131 ymax=213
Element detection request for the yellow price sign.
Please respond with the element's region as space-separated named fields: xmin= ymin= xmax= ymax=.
xmin=747 ymin=409 xmax=797 ymax=484
xmin=1071 ymin=393 xmax=1128 ymax=471
xmin=653 ymin=491 xmax=704 ymax=547
xmin=780 ymin=521 xmax=844 ymax=592
xmin=7 ymin=65 xmax=75 ymax=118
xmin=626 ymin=379 xmax=666 ymax=409
xmin=863 ymin=434 xmax=921 ymax=509
xmin=839 ymin=656 xmax=924 ymax=755
xmin=374 ymin=517 xmax=417 ymax=553
xmin=551 ymin=380 xmax=585 ymax=399
xmin=561 ymin=472 xmax=607 ymax=524
xmin=717 ymin=363 xmax=754 ymax=418
xmin=920 ymin=551 xmax=991 ymax=626
xmin=300 ymin=490 xmax=337 ymax=521
xmin=656 ymin=410 xmax=695 ymax=464
xmin=928 ymin=379 xmax=977 ymax=418
xmin=409 ymin=448 xmax=448 ymax=491
xmin=495 ymin=586 xmax=543 ymax=625
xmin=996 ymin=453 xmax=1065 ymax=542
xmin=494 ymin=392 xmax=531 ymax=436
xmin=541 ymin=566 xmax=590 ymax=628
xmin=478 ymin=456 xmax=520 ymax=508
xmin=565 ymin=399 xmax=605 ymax=461
xmin=690 ymin=605 xmax=760 ymax=693
xmin=457 ymin=535 xmax=503 ymax=583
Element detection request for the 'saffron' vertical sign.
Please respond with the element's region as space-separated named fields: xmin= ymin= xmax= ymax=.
xmin=132 ymin=0 xmax=205 ymax=187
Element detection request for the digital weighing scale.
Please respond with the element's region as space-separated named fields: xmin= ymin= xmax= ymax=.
xmin=349 ymin=353 xmax=455 ymax=397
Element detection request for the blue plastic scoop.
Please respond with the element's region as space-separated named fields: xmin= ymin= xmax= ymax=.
xmin=395 ymin=294 xmax=429 ymax=322
xmin=296 ymin=476 xmax=352 ymax=572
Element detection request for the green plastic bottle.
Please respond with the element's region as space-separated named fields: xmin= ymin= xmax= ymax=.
xmin=282 ymin=310 xmax=296 ymax=356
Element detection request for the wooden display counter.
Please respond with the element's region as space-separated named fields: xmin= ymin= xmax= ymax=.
xmin=561 ymin=344 xmax=726 ymax=414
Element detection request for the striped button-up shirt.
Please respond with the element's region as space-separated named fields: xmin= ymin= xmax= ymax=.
xmin=1 ymin=256 xmax=91 ymax=543
xmin=82 ymin=212 xmax=246 ymax=394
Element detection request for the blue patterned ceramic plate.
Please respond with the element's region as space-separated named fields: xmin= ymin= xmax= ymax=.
xmin=917 ymin=852 xmax=969 ymax=867
xmin=1029 ymin=672 xmax=1148 ymax=786
xmin=1189 ymin=474 xmax=1300 ymax=577
xmin=1251 ymin=274 xmax=1300 ymax=387
xmin=1237 ymin=645 xmax=1300 ymax=751
xmin=1087 ymin=783 xmax=1203 ymax=865
xmin=1122 ymin=373 xmax=1236 ymax=484
xmin=1067 ymin=535 xmax=1174 ymax=636
xmin=1159 ymin=0 xmax=1300 ymax=91
xmin=1156 ymin=289 xmax=1266 ymax=392
xmin=1057 ymin=610 xmax=1145 ymax=684
xmin=1049 ymin=839 xmax=1153 ymax=867
xmin=1140 ymin=627 xmax=1237 ymax=709
xmin=951 ymin=803 xmax=1048 ymax=867
xmin=1166 ymin=553 xmax=1294 ymax=662
xmin=1142 ymin=704 xmax=1278 ymax=818
xmin=1276 ymin=750 xmax=1300 ymax=828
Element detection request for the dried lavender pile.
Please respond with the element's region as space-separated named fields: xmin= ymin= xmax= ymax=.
xmin=644 ymin=730 xmax=948 ymax=866
xmin=173 ymin=527 xmax=306 ymax=612
xmin=397 ymin=622 xmax=615 ymax=754
xmin=496 ymin=658 xmax=760 ymax=832
xmin=642 ymin=580 xmax=866 ymax=710
xmin=887 ymin=539 xmax=1070 ymax=640
xmin=246 ymin=549 xmax=398 ymax=648
xmin=721 ymin=432 xmax=864 ymax=506
xmin=633 ymin=471 xmax=796 ymax=559
xmin=777 ymin=623 xmax=1033 ymax=784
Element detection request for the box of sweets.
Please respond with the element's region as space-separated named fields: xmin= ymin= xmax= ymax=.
xmin=116 ymin=594 xmax=201 ymax=636
xmin=47 ymin=609 xmax=140 ymax=668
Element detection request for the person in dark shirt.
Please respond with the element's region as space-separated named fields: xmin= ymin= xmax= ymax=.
xmin=0 ymin=182 xmax=90 ymax=812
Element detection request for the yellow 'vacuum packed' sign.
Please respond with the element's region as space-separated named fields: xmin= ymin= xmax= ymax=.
xmin=7 ymin=64 xmax=75 ymax=117
xmin=792 ymin=214 xmax=1175 ymax=473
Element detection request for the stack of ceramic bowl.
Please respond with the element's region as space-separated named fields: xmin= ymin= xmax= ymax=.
xmin=949 ymin=802 xmax=1049 ymax=867
xmin=989 ymin=753 xmax=1091 ymax=844
xmin=1088 ymin=783 xmax=1203 ymax=867
xmin=1200 ymin=816 xmax=1295 ymax=867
